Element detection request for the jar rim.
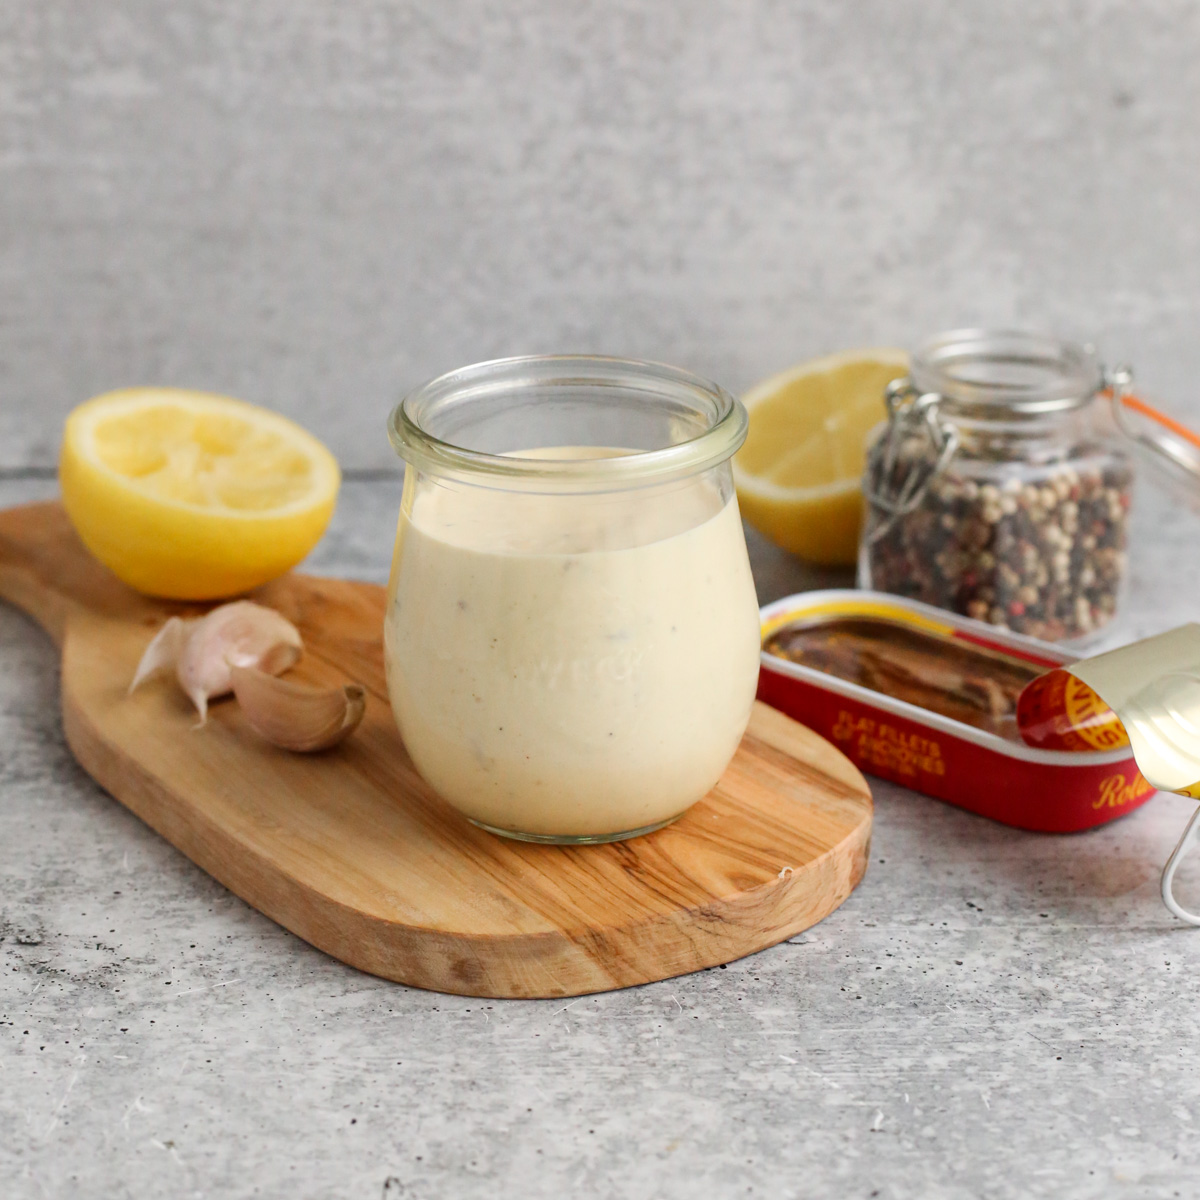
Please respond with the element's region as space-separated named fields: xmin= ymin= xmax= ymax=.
xmin=912 ymin=329 xmax=1104 ymax=415
xmin=388 ymin=354 xmax=748 ymax=488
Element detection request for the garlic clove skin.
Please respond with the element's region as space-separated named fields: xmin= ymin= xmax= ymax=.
xmin=177 ymin=601 xmax=303 ymax=723
xmin=229 ymin=665 xmax=366 ymax=752
xmin=129 ymin=616 xmax=195 ymax=694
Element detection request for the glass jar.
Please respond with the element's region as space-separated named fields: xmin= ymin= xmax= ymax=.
xmin=860 ymin=330 xmax=1139 ymax=642
xmin=385 ymin=355 xmax=761 ymax=844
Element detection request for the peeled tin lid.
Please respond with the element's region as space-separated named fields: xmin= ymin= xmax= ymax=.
xmin=1052 ymin=624 xmax=1200 ymax=926
xmin=910 ymin=329 xmax=1104 ymax=414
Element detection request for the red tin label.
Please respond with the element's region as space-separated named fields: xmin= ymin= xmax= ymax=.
xmin=758 ymin=666 xmax=1154 ymax=833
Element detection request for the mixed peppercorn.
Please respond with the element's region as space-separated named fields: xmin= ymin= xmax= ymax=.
xmin=863 ymin=442 xmax=1132 ymax=641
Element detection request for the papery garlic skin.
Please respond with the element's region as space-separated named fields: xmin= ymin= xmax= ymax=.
xmin=128 ymin=616 xmax=195 ymax=694
xmin=130 ymin=601 xmax=303 ymax=722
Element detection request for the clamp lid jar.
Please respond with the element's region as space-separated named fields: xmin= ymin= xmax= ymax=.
xmin=860 ymin=329 xmax=1200 ymax=643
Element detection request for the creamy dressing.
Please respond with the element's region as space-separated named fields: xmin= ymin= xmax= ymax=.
xmin=384 ymin=450 xmax=761 ymax=839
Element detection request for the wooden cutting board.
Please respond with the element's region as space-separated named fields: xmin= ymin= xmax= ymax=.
xmin=0 ymin=501 xmax=872 ymax=998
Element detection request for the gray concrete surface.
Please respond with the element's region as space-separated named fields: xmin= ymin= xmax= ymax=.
xmin=3 ymin=1 xmax=1200 ymax=468
xmin=4 ymin=476 xmax=1200 ymax=1200
xmin=6 ymin=2 xmax=1200 ymax=1197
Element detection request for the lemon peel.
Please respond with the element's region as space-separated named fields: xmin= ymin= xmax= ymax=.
xmin=60 ymin=388 xmax=340 ymax=599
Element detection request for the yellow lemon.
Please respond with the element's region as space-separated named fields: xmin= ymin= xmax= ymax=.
xmin=734 ymin=348 xmax=909 ymax=566
xmin=60 ymin=388 xmax=341 ymax=600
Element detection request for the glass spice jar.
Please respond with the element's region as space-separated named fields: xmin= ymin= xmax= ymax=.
xmin=858 ymin=329 xmax=1194 ymax=643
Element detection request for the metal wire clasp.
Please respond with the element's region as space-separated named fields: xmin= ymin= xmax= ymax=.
xmin=1162 ymin=803 xmax=1200 ymax=926
xmin=1107 ymin=364 xmax=1200 ymax=485
xmin=1107 ymin=365 xmax=1143 ymax=448
xmin=863 ymin=379 xmax=960 ymax=543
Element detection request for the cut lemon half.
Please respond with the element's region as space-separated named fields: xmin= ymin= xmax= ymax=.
xmin=734 ymin=348 xmax=909 ymax=566
xmin=60 ymin=388 xmax=341 ymax=600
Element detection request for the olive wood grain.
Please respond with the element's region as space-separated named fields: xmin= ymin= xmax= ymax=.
xmin=0 ymin=501 xmax=872 ymax=998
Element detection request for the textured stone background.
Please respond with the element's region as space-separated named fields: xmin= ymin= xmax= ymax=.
xmin=6 ymin=3 xmax=1200 ymax=1198
xmin=3 ymin=0 xmax=1200 ymax=466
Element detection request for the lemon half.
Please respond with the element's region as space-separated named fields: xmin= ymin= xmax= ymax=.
xmin=734 ymin=348 xmax=909 ymax=565
xmin=60 ymin=388 xmax=341 ymax=599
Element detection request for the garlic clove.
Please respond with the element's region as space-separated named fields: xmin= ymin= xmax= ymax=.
xmin=177 ymin=601 xmax=303 ymax=723
xmin=129 ymin=616 xmax=195 ymax=694
xmin=229 ymin=665 xmax=366 ymax=752
xmin=130 ymin=601 xmax=304 ymax=722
